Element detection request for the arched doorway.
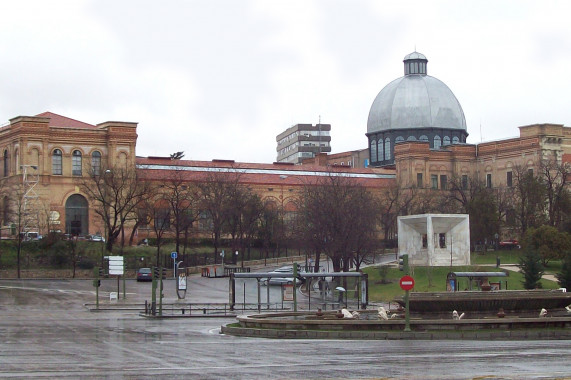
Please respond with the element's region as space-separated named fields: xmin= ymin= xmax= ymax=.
xmin=65 ymin=194 xmax=89 ymax=236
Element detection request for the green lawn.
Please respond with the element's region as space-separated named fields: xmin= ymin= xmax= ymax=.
xmin=364 ymin=259 xmax=561 ymax=302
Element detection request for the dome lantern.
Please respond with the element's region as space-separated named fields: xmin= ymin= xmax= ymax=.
xmin=403 ymin=51 xmax=428 ymax=76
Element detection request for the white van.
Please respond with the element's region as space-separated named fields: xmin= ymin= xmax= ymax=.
xmin=20 ymin=231 xmax=42 ymax=241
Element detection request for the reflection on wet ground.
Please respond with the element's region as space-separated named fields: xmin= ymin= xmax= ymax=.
xmin=1 ymin=279 xmax=571 ymax=379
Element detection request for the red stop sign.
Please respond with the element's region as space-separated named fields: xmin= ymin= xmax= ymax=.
xmin=399 ymin=275 xmax=415 ymax=291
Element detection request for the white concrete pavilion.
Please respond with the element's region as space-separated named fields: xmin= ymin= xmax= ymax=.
xmin=397 ymin=214 xmax=470 ymax=267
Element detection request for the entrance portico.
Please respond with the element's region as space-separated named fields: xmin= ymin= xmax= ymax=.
xmin=397 ymin=214 xmax=470 ymax=266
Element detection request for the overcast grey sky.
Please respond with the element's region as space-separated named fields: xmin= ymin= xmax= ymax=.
xmin=1 ymin=0 xmax=570 ymax=163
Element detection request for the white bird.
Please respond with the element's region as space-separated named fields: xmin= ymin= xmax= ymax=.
xmin=452 ymin=310 xmax=465 ymax=320
xmin=378 ymin=306 xmax=389 ymax=320
xmin=341 ymin=308 xmax=354 ymax=319
xmin=565 ymin=305 xmax=571 ymax=313
xmin=539 ymin=308 xmax=548 ymax=318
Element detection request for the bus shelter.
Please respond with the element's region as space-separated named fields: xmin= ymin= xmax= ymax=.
xmin=230 ymin=271 xmax=368 ymax=312
xmin=446 ymin=271 xmax=509 ymax=292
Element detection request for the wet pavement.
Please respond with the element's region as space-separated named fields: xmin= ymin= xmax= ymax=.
xmin=1 ymin=273 xmax=571 ymax=379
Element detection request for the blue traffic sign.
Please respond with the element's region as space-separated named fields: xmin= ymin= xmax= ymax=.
xmin=171 ymin=252 xmax=177 ymax=259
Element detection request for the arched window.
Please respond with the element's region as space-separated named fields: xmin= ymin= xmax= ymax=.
xmin=452 ymin=136 xmax=459 ymax=144
xmin=52 ymin=149 xmax=62 ymax=175
xmin=395 ymin=136 xmax=404 ymax=143
xmin=443 ymin=136 xmax=450 ymax=146
xmin=377 ymin=139 xmax=383 ymax=161
xmin=3 ymin=150 xmax=9 ymax=177
xmin=384 ymin=138 xmax=391 ymax=160
xmin=65 ymin=194 xmax=89 ymax=236
xmin=91 ymin=151 xmax=101 ymax=176
xmin=419 ymin=135 xmax=428 ymax=142
xmin=407 ymin=136 xmax=417 ymax=141
xmin=370 ymin=140 xmax=377 ymax=162
xmin=72 ymin=150 xmax=82 ymax=176
xmin=434 ymin=136 xmax=441 ymax=150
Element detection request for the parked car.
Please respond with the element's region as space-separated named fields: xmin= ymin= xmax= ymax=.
xmin=88 ymin=234 xmax=105 ymax=243
xmin=136 ymin=267 xmax=153 ymax=282
xmin=264 ymin=265 xmax=305 ymax=286
xmin=499 ymin=239 xmax=520 ymax=249
xmin=19 ymin=231 xmax=42 ymax=241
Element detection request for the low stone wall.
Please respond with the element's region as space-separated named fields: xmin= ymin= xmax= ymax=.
xmin=223 ymin=311 xmax=571 ymax=340
xmin=221 ymin=324 xmax=570 ymax=340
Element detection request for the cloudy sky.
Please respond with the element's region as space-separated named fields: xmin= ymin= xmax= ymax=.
xmin=1 ymin=0 xmax=570 ymax=163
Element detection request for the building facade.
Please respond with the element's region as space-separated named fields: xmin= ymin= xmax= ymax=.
xmin=0 ymin=112 xmax=137 ymax=238
xmin=276 ymin=123 xmax=331 ymax=164
xmin=394 ymin=123 xmax=570 ymax=192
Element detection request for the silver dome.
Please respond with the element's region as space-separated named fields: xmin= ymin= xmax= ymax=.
xmin=403 ymin=51 xmax=427 ymax=60
xmin=367 ymin=74 xmax=467 ymax=134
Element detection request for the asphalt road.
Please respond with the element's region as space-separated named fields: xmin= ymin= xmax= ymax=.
xmin=1 ymin=274 xmax=571 ymax=379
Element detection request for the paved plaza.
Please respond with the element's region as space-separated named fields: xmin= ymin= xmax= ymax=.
xmin=1 ymin=273 xmax=571 ymax=379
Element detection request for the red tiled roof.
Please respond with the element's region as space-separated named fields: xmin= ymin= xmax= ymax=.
xmin=135 ymin=157 xmax=395 ymax=188
xmin=35 ymin=112 xmax=96 ymax=129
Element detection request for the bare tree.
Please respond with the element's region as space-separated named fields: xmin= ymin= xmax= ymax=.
xmin=446 ymin=175 xmax=500 ymax=247
xmin=149 ymin=197 xmax=171 ymax=266
xmin=297 ymin=173 xmax=378 ymax=273
xmin=77 ymin=164 xmax=154 ymax=252
xmin=196 ymin=170 xmax=243 ymax=264
xmin=512 ymin=164 xmax=546 ymax=234
xmin=258 ymin=200 xmax=279 ymax=265
xmin=224 ymin=188 xmax=263 ymax=264
xmin=161 ymin=169 xmax=200 ymax=255
xmin=6 ymin=188 xmax=25 ymax=278
xmin=377 ymin=183 xmax=419 ymax=245
xmin=539 ymin=158 xmax=571 ymax=228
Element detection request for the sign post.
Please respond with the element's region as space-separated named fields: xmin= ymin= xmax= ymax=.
xmin=176 ymin=261 xmax=187 ymax=300
xmin=171 ymin=252 xmax=177 ymax=278
xmin=108 ymin=256 xmax=124 ymax=300
xmin=399 ymin=254 xmax=414 ymax=332
xmin=293 ymin=262 xmax=298 ymax=312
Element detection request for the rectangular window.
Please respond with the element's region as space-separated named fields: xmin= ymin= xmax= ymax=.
xmin=417 ymin=173 xmax=423 ymax=188
xmin=439 ymin=233 xmax=446 ymax=248
xmin=486 ymin=173 xmax=492 ymax=188
xmin=440 ymin=175 xmax=447 ymax=190
xmin=528 ymin=168 xmax=534 ymax=176
xmin=431 ymin=174 xmax=438 ymax=189
xmin=52 ymin=156 xmax=62 ymax=175
xmin=461 ymin=175 xmax=468 ymax=190
xmin=72 ymin=154 xmax=82 ymax=176
xmin=506 ymin=171 xmax=512 ymax=187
